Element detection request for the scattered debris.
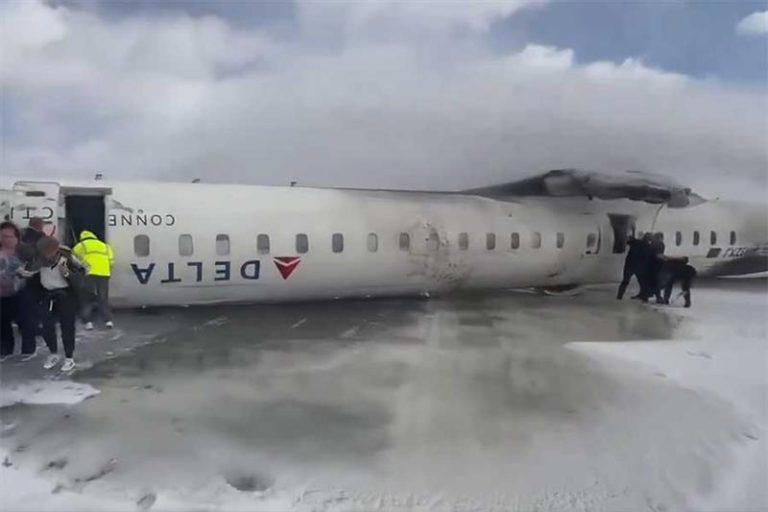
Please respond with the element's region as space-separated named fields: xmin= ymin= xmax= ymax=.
xmin=224 ymin=471 xmax=273 ymax=492
xmin=137 ymin=492 xmax=157 ymax=510
xmin=44 ymin=458 xmax=68 ymax=471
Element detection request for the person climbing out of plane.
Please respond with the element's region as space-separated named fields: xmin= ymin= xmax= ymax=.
xmin=18 ymin=236 xmax=86 ymax=372
xmin=659 ymin=257 xmax=696 ymax=308
xmin=73 ymin=230 xmax=114 ymax=330
xmin=0 ymin=222 xmax=37 ymax=361
xmin=617 ymin=233 xmax=650 ymax=300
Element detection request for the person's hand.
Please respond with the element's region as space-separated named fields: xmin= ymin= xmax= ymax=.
xmin=17 ymin=268 xmax=34 ymax=278
xmin=57 ymin=259 xmax=70 ymax=276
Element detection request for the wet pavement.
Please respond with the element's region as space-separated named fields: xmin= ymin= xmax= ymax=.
xmin=0 ymin=280 xmax=766 ymax=511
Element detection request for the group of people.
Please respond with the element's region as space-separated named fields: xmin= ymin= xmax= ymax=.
xmin=0 ymin=217 xmax=115 ymax=372
xmin=617 ymin=232 xmax=696 ymax=307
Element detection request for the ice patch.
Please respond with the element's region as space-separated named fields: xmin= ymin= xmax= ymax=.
xmin=0 ymin=381 xmax=100 ymax=407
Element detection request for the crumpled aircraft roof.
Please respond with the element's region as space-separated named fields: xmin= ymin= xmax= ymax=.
xmin=464 ymin=169 xmax=705 ymax=207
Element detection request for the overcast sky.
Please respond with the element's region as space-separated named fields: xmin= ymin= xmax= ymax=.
xmin=2 ymin=0 xmax=767 ymax=200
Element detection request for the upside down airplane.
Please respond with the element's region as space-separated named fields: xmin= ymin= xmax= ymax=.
xmin=1 ymin=170 xmax=766 ymax=308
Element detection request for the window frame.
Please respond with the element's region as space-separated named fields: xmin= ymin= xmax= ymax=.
xmin=556 ymin=232 xmax=565 ymax=249
xmin=133 ymin=234 xmax=150 ymax=257
xmin=486 ymin=233 xmax=496 ymax=251
xmin=427 ymin=232 xmax=440 ymax=252
xmin=398 ymin=232 xmax=410 ymax=251
xmin=295 ymin=233 xmax=309 ymax=254
xmin=367 ymin=233 xmax=378 ymax=253
xmin=531 ymin=231 xmax=542 ymax=249
xmin=458 ymin=232 xmax=469 ymax=250
xmin=178 ymin=234 xmax=194 ymax=256
xmin=693 ymin=231 xmax=700 ymax=246
xmin=256 ymin=234 xmax=270 ymax=254
xmin=586 ymin=233 xmax=597 ymax=253
xmin=331 ymin=233 xmax=344 ymax=253
xmin=215 ymin=234 xmax=230 ymax=256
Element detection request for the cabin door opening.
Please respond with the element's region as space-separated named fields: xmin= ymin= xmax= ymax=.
xmin=606 ymin=214 xmax=636 ymax=254
xmin=64 ymin=195 xmax=106 ymax=246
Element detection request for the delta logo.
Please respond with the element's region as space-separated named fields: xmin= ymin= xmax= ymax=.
xmin=273 ymin=256 xmax=301 ymax=280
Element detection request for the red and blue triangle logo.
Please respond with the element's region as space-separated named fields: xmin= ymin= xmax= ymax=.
xmin=273 ymin=256 xmax=301 ymax=280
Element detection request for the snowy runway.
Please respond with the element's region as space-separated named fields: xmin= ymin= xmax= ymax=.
xmin=1 ymin=280 xmax=766 ymax=511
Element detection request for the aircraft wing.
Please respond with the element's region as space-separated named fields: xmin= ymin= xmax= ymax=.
xmin=464 ymin=169 xmax=705 ymax=207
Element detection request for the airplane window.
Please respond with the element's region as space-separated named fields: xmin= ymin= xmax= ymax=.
xmin=427 ymin=232 xmax=440 ymax=252
xmin=556 ymin=232 xmax=565 ymax=249
xmin=675 ymin=231 xmax=682 ymax=246
xmin=367 ymin=233 xmax=378 ymax=252
xmin=586 ymin=233 xmax=597 ymax=252
xmin=257 ymin=234 xmax=270 ymax=254
xmin=730 ymin=231 xmax=736 ymax=245
xmin=486 ymin=233 xmax=496 ymax=250
xmin=216 ymin=234 xmax=230 ymax=256
xmin=399 ymin=233 xmax=410 ymax=251
xmin=458 ymin=232 xmax=469 ymax=250
xmin=511 ymin=233 xmax=520 ymax=250
xmin=134 ymin=235 xmax=150 ymax=257
xmin=710 ymin=231 xmax=717 ymax=245
xmin=531 ymin=232 xmax=541 ymax=249
xmin=693 ymin=231 xmax=700 ymax=246
xmin=332 ymin=233 xmax=344 ymax=253
xmin=296 ymin=234 xmax=309 ymax=254
xmin=179 ymin=234 xmax=194 ymax=256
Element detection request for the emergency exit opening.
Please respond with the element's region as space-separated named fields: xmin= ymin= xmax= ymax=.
xmin=64 ymin=195 xmax=106 ymax=246
xmin=607 ymin=214 xmax=636 ymax=254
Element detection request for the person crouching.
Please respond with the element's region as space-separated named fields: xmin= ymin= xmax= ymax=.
xmin=660 ymin=257 xmax=697 ymax=308
xmin=21 ymin=236 xmax=86 ymax=371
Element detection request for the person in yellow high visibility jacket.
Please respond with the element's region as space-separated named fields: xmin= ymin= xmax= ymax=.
xmin=72 ymin=230 xmax=114 ymax=330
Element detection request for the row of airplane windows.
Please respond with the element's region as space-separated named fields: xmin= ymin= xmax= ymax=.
xmin=646 ymin=230 xmax=737 ymax=247
xmin=132 ymin=229 xmax=737 ymax=257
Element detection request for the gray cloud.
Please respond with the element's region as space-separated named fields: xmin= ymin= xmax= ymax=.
xmin=2 ymin=1 xmax=766 ymax=201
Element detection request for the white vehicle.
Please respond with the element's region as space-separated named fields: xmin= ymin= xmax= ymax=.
xmin=2 ymin=170 xmax=766 ymax=308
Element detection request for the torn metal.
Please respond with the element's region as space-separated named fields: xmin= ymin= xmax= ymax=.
xmin=465 ymin=169 xmax=705 ymax=207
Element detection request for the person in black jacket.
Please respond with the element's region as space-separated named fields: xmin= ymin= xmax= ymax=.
xmin=21 ymin=217 xmax=45 ymax=246
xmin=660 ymin=257 xmax=696 ymax=308
xmin=617 ymin=233 xmax=651 ymax=300
xmin=640 ymin=232 xmax=666 ymax=303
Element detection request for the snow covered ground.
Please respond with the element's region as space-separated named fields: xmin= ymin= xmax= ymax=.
xmin=0 ymin=280 xmax=765 ymax=511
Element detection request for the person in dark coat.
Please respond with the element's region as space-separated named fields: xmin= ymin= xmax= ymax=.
xmin=617 ymin=233 xmax=650 ymax=300
xmin=21 ymin=217 xmax=45 ymax=246
xmin=640 ymin=232 xmax=666 ymax=303
xmin=660 ymin=257 xmax=696 ymax=308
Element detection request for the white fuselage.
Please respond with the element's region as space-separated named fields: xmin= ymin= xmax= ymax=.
xmin=3 ymin=180 xmax=766 ymax=307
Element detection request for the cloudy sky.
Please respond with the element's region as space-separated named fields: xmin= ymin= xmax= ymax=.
xmin=2 ymin=0 xmax=767 ymax=199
